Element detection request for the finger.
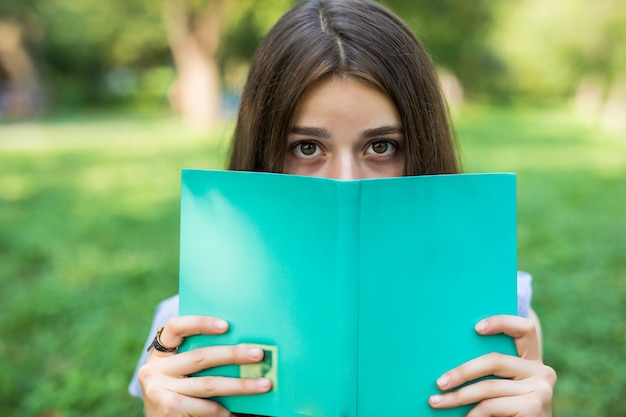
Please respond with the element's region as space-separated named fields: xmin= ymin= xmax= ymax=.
xmin=146 ymin=390 xmax=232 ymax=417
xmin=465 ymin=394 xmax=550 ymax=417
xmin=184 ymin=398 xmax=233 ymax=417
xmin=436 ymin=353 xmax=541 ymax=390
xmin=158 ymin=315 xmax=230 ymax=349
xmin=429 ymin=378 xmax=530 ymax=409
xmin=177 ymin=375 xmax=272 ymax=398
xmin=162 ymin=344 xmax=266 ymax=376
xmin=475 ymin=315 xmax=540 ymax=360
xmin=466 ymin=396 xmax=516 ymax=417
xmin=147 ymin=316 xmax=230 ymax=360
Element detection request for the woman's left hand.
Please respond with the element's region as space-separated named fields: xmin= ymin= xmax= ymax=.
xmin=428 ymin=315 xmax=557 ymax=416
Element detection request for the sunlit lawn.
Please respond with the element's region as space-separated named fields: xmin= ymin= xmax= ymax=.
xmin=0 ymin=107 xmax=624 ymax=416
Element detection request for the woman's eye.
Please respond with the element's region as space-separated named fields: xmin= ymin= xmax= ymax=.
xmin=367 ymin=140 xmax=395 ymax=155
xmin=293 ymin=141 xmax=321 ymax=158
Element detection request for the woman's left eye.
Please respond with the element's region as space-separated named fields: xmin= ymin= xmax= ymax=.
xmin=366 ymin=140 xmax=395 ymax=155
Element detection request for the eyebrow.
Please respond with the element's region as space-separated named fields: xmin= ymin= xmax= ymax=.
xmin=289 ymin=125 xmax=403 ymax=139
xmin=362 ymin=126 xmax=404 ymax=139
xmin=289 ymin=126 xmax=330 ymax=138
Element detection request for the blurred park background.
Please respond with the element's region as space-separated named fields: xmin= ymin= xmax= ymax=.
xmin=0 ymin=0 xmax=624 ymax=416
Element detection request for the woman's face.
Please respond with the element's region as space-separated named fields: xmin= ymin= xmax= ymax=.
xmin=283 ymin=77 xmax=405 ymax=179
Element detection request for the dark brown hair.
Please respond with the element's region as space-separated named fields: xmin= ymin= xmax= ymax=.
xmin=227 ymin=0 xmax=459 ymax=175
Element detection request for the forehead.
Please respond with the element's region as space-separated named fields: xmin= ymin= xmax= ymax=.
xmin=292 ymin=77 xmax=400 ymax=128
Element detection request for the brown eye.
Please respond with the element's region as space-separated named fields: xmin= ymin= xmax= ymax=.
xmin=299 ymin=142 xmax=318 ymax=156
xmin=365 ymin=140 xmax=396 ymax=156
xmin=372 ymin=141 xmax=389 ymax=154
xmin=291 ymin=141 xmax=322 ymax=159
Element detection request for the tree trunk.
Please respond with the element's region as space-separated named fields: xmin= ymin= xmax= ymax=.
xmin=574 ymin=75 xmax=605 ymax=123
xmin=601 ymin=76 xmax=626 ymax=135
xmin=162 ymin=0 xmax=227 ymax=131
xmin=0 ymin=20 xmax=42 ymax=119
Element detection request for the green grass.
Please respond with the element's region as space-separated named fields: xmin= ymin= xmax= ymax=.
xmin=0 ymin=107 xmax=624 ymax=416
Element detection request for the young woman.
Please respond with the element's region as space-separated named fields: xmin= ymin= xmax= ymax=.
xmin=131 ymin=1 xmax=556 ymax=416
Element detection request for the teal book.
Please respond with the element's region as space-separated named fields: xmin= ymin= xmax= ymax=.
xmin=178 ymin=169 xmax=518 ymax=417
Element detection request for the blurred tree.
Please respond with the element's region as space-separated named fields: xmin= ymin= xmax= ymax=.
xmin=490 ymin=0 xmax=626 ymax=104
xmin=0 ymin=0 xmax=170 ymax=109
xmin=159 ymin=0 xmax=297 ymax=129
xmin=382 ymin=0 xmax=506 ymax=100
xmin=0 ymin=0 xmax=296 ymax=124
xmin=0 ymin=1 xmax=45 ymax=119
xmin=157 ymin=0 xmax=295 ymax=129
xmin=161 ymin=0 xmax=227 ymax=130
xmin=0 ymin=19 xmax=43 ymax=118
xmin=3 ymin=0 xmax=623 ymax=115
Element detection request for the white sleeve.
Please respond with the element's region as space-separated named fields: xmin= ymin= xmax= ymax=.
xmin=128 ymin=295 xmax=180 ymax=399
xmin=517 ymin=271 xmax=533 ymax=319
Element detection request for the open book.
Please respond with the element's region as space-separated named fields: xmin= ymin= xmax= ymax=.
xmin=178 ymin=170 xmax=518 ymax=417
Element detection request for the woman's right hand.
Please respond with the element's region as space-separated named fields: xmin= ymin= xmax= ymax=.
xmin=138 ymin=316 xmax=272 ymax=417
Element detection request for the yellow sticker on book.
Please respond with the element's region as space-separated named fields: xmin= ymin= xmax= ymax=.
xmin=239 ymin=344 xmax=278 ymax=391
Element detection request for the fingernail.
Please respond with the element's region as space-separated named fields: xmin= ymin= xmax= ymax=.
xmin=430 ymin=394 xmax=442 ymax=405
xmin=475 ymin=320 xmax=488 ymax=333
xmin=437 ymin=373 xmax=450 ymax=388
xmin=215 ymin=319 xmax=228 ymax=331
xmin=257 ymin=378 xmax=271 ymax=388
xmin=248 ymin=347 xmax=263 ymax=359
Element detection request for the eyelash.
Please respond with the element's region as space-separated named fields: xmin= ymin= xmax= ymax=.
xmin=289 ymin=139 xmax=400 ymax=159
xmin=365 ymin=140 xmax=397 ymax=156
xmin=291 ymin=141 xmax=323 ymax=159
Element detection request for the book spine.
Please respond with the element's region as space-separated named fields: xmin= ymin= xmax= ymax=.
xmin=334 ymin=181 xmax=361 ymax=417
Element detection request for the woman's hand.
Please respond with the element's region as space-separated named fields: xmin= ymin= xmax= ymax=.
xmin=428 ymin=314 xmax=556 ymax=416
xmin=138 ymin=315 xmax=272 ymax=417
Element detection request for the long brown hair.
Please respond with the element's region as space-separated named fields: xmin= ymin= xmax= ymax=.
xmin=227 ymin=0 xmax=459 ymax=175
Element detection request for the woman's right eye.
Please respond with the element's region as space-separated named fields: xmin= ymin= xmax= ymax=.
xmin=292 ymin=141 xmax=322 ymax=158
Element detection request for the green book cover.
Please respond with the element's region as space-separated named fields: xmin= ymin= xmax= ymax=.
xmin=178 ymin=169 xmax=518 ymax=417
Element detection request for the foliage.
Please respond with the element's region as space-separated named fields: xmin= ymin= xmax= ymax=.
xmin=383 ymin=0 xmax=507 ymax=98
xmin=0 ymin=107 xmax=624 ymax=416
xmin=489 ymin=0 xmax=626 ymax=98
xmin=2 ymin=0 xmax=625 ymax=108
xmin=220 ymin=0 xmax=296 ymax=62
xmin=0 ymin=0 xmax=296 ymax=109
